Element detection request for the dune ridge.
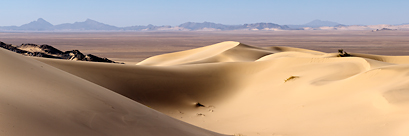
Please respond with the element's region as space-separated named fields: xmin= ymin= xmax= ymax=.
xmin=137 ymin=41 xmax=327 ymax=66
xmin=3 ymin=41 xmax=409 ymax=136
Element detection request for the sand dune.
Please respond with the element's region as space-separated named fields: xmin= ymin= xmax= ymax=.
xmin=3 ymin=41 xmax=409 ymax=136
xmin=137 ymin=41 xmax=277 ymax=66
xmin=137 ymin=41 xmax=326 ymax=66
xmin=0 ymin=48 xmax=224 ymax=136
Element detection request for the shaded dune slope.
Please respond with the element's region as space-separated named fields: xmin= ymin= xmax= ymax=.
xmin=0 ymin=48 xmax=225 ymax=136
xmin=33 ymin=41 xmax=409 ymax=136
xmin=35 ymin=57 xmax=244 ymax=111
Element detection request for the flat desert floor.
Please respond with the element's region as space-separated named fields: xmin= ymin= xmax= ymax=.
xmin=1 ymin=30 xmax=409 ymax=63
xmin=1 ymin=30 xmax=409 ymax=136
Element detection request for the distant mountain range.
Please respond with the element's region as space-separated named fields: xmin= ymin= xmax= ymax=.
xmin=287 ymin=19 xmax=345 ymax=28
xmin=0 ymin=18 xmax=290 ymax=31
xmin=1 ymin=18 xmax=408 ymax=31
xmin=54 ymin=19 xmax=118 ymax=30
xmin=178 ymin=22 xmax=289 ymax=30
xmin=0 ymin=18 xmax=120 ymax=31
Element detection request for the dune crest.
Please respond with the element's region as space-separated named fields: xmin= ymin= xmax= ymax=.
xmin=137 ymin=41 xmax=328 ymax=66
xmin=10 ymin=41 xmax=409 ymax=136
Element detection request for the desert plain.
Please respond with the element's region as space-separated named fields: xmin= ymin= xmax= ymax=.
xmin=2 ymin=30 xmax=409 ymax=63
xmin=1 ymin=30 xmax=409 ymax=136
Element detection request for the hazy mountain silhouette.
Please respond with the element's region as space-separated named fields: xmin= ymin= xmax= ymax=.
xmin=179 ymin=22 xmax=229 ymax=30
xmin=54 ymin=19 xmax=119 ymax=30
xmin=122 ymin=24 xmax=175 ymax=31
xmin=0 ymin=18 xmax=336 ymax=31
xmin=0 ymin=18 xmax=291 ymax=31
xmin=178 ymin=22 xmax=289 ymax=30
xmin=0 ymin=26 xmax=18 ymax=30
xmin=287 ymin=19 xmax=342 ymax=28
xmin=304 ymin=19 xmax=340 ymax=27
xmin=17 ymin=18 xmax=53 ymax=31
xmin=243 ymin=23 xmax=289 ymax=30
xmin=0 ymin=18 xmax=119 ymax=31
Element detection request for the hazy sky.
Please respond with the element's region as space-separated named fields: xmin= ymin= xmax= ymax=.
xmin=1 ymin=0 xmax=408 ymax=27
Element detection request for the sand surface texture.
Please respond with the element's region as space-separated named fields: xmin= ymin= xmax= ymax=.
xmin=0 ymin=48 xmax=224 ymax=136
xmin=2 ymin=41 xmax=409 ymax=136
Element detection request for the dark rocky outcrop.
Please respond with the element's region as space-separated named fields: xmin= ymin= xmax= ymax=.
xmin=0 ymin=42 xmax=27 ymax=53
xmin=372 ymin=28 xmax=397 ymax=32
xmin=0 ymin=41 xmax=117 ymax=63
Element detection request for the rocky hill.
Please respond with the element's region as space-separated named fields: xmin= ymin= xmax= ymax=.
xmin=0 ymin=41 xmax=117 ymax=63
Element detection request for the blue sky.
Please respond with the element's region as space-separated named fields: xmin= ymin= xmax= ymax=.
xmin=1 ymin=0 xmax=408 ymax=26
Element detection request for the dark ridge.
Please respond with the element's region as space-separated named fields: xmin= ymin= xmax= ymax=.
xmin=0 ymin=42 xmax=28 ymax=53
xmin=63 ymin=50 xmax=86 ymax=60
xmin=39 ymin=44 xmax=64 ymax=54
xmin=18 ymin=43 xmax=64 ymax=54
xmin=337 ymin=49 xmax=352 ymax=57
xmin=19 ymin=43 xmax=39 ymax=48
xmin=26 ymin=52 xmax=60 ymax=58
xmin=84 ymin=54 xmax=115 ymax=63
xmin=195 ymin=103 xmax=205 ymax=107
xmin=0 ymin=41 xmax=119 ymax=63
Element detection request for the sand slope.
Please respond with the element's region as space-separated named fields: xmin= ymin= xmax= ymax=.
xmin=0 ymin=48 xmax=225 ymax=136
xmin=29 ymin=41 xmax=409 ymax=136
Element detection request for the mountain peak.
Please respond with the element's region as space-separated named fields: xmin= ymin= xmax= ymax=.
xmin=17 ymin=18 xmax=53 ymax=30
xmin=37 ymin=18 xmax=47 ymax=22
xmin=85 ymin=18 xmax=97 ymax=22
xmin=311 ymin=19 xmax=322 ymax=22
xmin=308 ymin=19 xmax=324 ymax=24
